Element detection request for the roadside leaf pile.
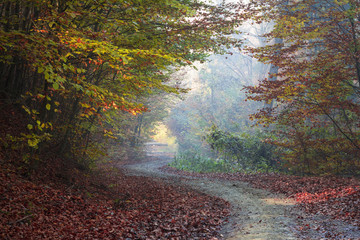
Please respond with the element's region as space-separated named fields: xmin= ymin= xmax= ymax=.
xmin=0 ymin=163 xmax=230 ymax=239
xmin=162 ymin=166 xmax=360 ymax=227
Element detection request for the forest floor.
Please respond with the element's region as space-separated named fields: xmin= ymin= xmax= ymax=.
xmin=1 ymin=143 xmax=360 ymax=239
xmin=121 ymin=148 xmax=360 ymax=240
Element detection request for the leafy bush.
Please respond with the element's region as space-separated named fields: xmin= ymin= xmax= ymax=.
xmin=169 ymin=150 xmax=231 ymax=173
xmin=204 ymin=125 xmax=279 ymax=172
xmin=168 ymin=126 xmax=281 ymax=174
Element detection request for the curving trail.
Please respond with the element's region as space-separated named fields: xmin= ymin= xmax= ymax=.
xmin=119 ymin=144 xmax=360 ymax=240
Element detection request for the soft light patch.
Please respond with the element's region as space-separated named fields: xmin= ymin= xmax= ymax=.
xmin=152 ymin=123 xmax=178 ymax=152
xmin=263 ymin=198 xmax=295 ymax=206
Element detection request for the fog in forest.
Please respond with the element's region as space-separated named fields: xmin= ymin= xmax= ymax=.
xmin=151 ymin=21 xmax=272 ymax=159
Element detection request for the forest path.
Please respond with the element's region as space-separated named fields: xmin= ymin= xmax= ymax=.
xmin=118 ymin=144 xmax=360 ymax=240
xmin=120 ymin=149 xmax=299 ymax=239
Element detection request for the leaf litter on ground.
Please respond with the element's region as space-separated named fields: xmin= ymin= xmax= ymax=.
xmin=161 ymin=166 xmax=360 ymax=229
xmin=0 ymin=162 xmax=230 ymax=239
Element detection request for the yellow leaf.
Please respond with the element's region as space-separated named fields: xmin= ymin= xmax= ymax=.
xmin=28 ymin=138 xmax=39 ymax=148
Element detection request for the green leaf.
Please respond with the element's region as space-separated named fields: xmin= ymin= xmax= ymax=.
xmin=38 ymin=67 xmax=44 ymax=73
xmin=27 ymin=124 xmax=33 ymax=130
xmin=44 ymin=72 xmax=50 ymax=80
xmin=46 ymin=104 xmax=51 ymax=110
xmin=53 ymin=82 xmax=59 ymax=90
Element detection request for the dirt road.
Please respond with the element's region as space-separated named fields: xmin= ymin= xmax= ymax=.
xmin=121 ymin=146 xmax=360 ymax=240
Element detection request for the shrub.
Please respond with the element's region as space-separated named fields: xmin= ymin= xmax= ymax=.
xmin=204 ymin=125 xmax=279 ymax=172
xmin=169 ymin=150 xmax=231 ymax=173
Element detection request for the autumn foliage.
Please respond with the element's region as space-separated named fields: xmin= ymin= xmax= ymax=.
xmin=244 ymin=0 xmax=360 ymax=174
xmin=0 ymin=0 xmax=245 ymax=170
xmin=0 ymin=161 xmax=230 ymax=239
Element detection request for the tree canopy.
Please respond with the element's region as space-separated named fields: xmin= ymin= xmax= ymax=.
xmin=244 ymin=0 xmax=360 ymax=174
xmin=0 ymin=0 xmax=245 ymax=169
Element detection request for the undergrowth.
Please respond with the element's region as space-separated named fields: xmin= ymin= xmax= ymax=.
xmin=169 ymin=150 xmax=279 ymax=174
xmin=169 ymin=151 xmax=231 ymax=173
